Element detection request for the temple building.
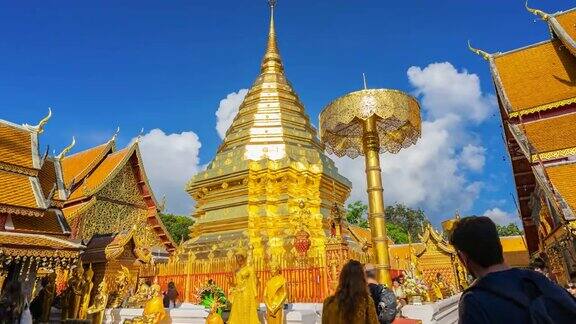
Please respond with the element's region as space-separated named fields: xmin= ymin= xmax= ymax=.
xmin=0 ymin=112 xmax=83 ymax=292
xmin=470 ymin=4 xmax=576 ymax=284
xmin=0 ymin=111 xmax=175 ymax=296
xmin=183 ymin=4 xmax=359 ymax=264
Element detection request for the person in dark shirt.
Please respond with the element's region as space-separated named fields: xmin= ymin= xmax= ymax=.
xmin=450 ymin=216 xmax=576 ymax=324
xmin=364 ymin=264 xmax=397 ymax=324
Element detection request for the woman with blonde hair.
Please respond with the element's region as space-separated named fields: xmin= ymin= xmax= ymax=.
xmin=322 ymin=260 xmax=379 ymax=324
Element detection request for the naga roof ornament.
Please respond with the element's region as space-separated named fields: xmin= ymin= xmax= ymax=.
xmin=525 ymin=1 xmax=550 ymax=21
xmin=467 ymin=40 xmax=491 ymax=61
xmin=23 ymin=107 xmax=52 ymax=134
xmin=57 ymin=136 xmax=76 ymax=159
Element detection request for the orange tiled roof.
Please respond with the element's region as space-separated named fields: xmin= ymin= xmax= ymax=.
xmin=11 ymin=209 xmax=66 ymax=234
xmin=0 ymin=231 xmax=81 ymax=252
xmin=38 ymin=159 xmax=57 ymax=200
xmin=68 ymin=146 xmax=132 ymax=200
xmin=389 ymin=243 xmax=425 ymax=269
xmin=546 ymin=162 xmax=576 ymax=212
xmin=61 ymin=142 xmax=112 ymax=187
xmin=0 ymin=122 xmax=34 ymax=170
xmin=493 ymin=40 xmax=576 ymax=114
xmin=555 ymin=10 xmax=576 ymax=47
xmin=0 ymin=169 xmax=38 ymax=209
xmin=523 ymin=113 xmax=576 ymax=156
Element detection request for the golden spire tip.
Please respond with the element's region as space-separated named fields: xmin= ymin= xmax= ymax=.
xmin=467 ymin=40 xmax=491 ymax=61
xmin=525 ymin=1 xmax=550 ymax=21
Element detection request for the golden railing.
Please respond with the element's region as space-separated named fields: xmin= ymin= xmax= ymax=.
xmin=140 ymin=255 xmax=336 ymax=303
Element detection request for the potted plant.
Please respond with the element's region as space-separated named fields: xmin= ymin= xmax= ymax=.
xmin=198 ymin=280 xmax=230 ymax=321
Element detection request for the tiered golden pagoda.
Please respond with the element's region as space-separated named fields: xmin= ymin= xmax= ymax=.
xmin=470 ymin=3 xmax=576 ymax=284
xmin=183 ymin=2 xmax=356 ymax=264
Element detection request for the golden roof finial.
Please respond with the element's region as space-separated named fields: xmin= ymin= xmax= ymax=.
xmin=467 ymin=40 xmax=491 ymax=61
xmin=24 ymin=107 xmax=52 ymax=133
xmin=525 ymin=1 xmax=550 ymax=21
xmin=261 ymin=0 xmax=283 ymax=74
xmin=57 ymin=136 xmax=76 ymax=159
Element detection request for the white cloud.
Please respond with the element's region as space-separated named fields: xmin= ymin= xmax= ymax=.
xmin=333 ymin=62 xmax=494 ymax=221
xmin=215 ymin=89 xmax=249 ymax=139
xmin=460 ymin=144 xmax=486 ymax=172
xmin=135 ymin=129 xmax=202 ymax=215
xmin=407 ymin=62 xmax=495 ymax=122
xmin=483 ymin=207 xmax=518 ymax=225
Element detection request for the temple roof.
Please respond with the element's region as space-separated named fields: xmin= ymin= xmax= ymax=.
xmin=492 ymin=40 xmax=576 ymax=117
xmin=522 ymin=113 xmax=576 ymax=161
xmin=546 ymin=162 xmax=576 ymax=212
xmin=0 ymin=231 xmax=82 ymax=259
xmin=61 ymin=141 xmax=113 ymax=187
xmin=0 ymin=170 xmax=40 ymax=210
xmin=0 ymin=120 xmax=37 ymax=171
xmin=67 ymin=145 xmax=131 ymax=200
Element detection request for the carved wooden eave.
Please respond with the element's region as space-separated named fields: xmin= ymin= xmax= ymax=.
xmin=104 ymin=226 xmax=152 ymax=263
xmin=417 ymin=224 xmax=455 ymax=257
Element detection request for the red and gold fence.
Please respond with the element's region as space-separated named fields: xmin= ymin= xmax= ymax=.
xmin=141 ymin=254 xmax=345 ymax=303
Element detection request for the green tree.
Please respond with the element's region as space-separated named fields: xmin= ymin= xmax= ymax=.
xmin=345 ymin=201 xmax=411 ymax=244
xmin=159 ymin=213 xmax=195 ymax=243
xmin=385 ymin=203 xmax=427 ymax=242
xmin=386 ymin=222 xmax=409 ymax=244
xmin=496 ymin=222 xmax=523 ymax=237
xmin=346 ymin=201 xmax=369 ymax=229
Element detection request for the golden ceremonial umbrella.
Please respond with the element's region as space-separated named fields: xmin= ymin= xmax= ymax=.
xmin=319 ymin=82 xmax=422 ymax=286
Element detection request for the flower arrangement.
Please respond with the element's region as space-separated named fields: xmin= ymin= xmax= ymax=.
xmin=197 ymin=279 xmax=229 ymax=315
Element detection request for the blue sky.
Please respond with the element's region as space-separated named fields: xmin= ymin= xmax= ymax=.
xmin=1 ymin=0 xmax=572 ymax=223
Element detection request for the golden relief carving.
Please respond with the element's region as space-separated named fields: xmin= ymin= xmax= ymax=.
xmin=74 ymin=164 xmax=162 ymax=249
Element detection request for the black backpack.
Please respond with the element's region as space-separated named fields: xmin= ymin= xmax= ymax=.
xmin=373 ymin=284 xmax=398 ymax=324
xmin=470 ymin=274 xmax=576 ymax=324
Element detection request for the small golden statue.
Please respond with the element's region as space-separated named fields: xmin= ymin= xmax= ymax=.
xmin=431 ymin=272 xmax=451 ymax=301
xmin=205 ymin=302 xmax=225 ymax=324
xmin=264 ymin=262 xmax=287 ymax=324
xmin=79 ymin=264 xmax=95 ymax=319
xmin=87 ymin=280 xmax=109 ymax=324
xmin=67 ymin=264 xmax=86 ymax=319
xmin=108 ymin=265 xmax=135 ymax=308
xmin=127 ymin=278 xmax=152 ymax=308
xmin=124 ymin=284 xmax=166 ymax=324
xmin=41 ymin=275 xmax=56 ymax=323
xmin=227 ymin=247 xmax=260 ymax=324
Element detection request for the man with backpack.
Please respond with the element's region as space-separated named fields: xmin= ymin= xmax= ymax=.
xmin=450 ymin=216 xmax=576 ymax=323
xmin=365 ymin=264 xmax=398 ymax=324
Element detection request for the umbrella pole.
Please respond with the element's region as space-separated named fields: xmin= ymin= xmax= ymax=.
xmin=362 ymin=115 xmax=392 ymax=287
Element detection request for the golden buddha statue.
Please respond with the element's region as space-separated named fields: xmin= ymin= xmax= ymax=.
xmin=264 ymin=262 xmax=287 ymax=324
xmin=68 ymin=264 xmax=86 ymax=319
xmin=125 ymin=284 xmax=166 ymax=324
xmin=228 ymin=249 xmax=260 ymax=324
xmin=128 ymin=278 xmax=152 ymax=308
xmin=109 ymin=265 xmax=134 ymax=308
xmin=41 ymin=275 xmax=56 ymax=323
xmin=79 ymin=264 xmax=95 ymax=319
xmin=87 ymin=281 xmax=109 ymax=324
xmin=431 ymin=272 xmax=449 ymax=301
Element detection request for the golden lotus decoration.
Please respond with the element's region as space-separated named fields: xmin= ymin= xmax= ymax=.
xmin=319 ymin=88 xmax=422 ymax=286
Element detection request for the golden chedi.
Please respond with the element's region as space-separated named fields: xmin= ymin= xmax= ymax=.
xmin=183 ymin=0 xmax=355 ymax=264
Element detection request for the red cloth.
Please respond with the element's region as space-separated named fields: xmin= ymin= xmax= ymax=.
xmin=393 ymin=318 xmax=421 ymax=324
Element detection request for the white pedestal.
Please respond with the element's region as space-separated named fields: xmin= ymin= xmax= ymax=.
xmin=401 ymin=293 xmax=461 ymax=324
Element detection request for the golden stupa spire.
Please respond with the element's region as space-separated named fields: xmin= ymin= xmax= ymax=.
xmin=261 ymin=0 xmax=283 ymax=74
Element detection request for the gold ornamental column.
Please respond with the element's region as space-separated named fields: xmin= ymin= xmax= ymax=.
xmin=319 ymin=86 xmax=422 ymax=286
